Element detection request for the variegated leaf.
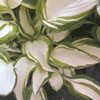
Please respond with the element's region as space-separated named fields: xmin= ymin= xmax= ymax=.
xmin=32 ymin=67 xmax=48 ymax=96
xmin=7 ymin=0 xmax=22 ymax=9
xmin=36 ymin=0 xmax=97 ymax=30
xmin=25 ymin=35 xmax=54 ymax=72
xmin=14 ymin=56 xmax=36 ymax=100
xmin=0 ymin=48 xmax=16 ymax=96
xmin=0 ymin=20 xmax=19 ymax=44
xmin=49 ymin=41 xmax=98 ymax=68
xmin=49 ymin=72 xmax=63 ymax=91
xmin=16 ymin=5 xmax=34 ymax=39
xmin=72 ymin=38 xmax=100 ymax=60
xmin=21 ymin=0 xmax=38 ymax=9
xmin=47 ymin=30 xmax=70 ymax=43
xmin=64 ymin=75 xmax=100 ymax=100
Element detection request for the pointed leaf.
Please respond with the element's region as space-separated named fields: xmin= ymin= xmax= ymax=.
xmin=16 ymin=6 xmax=34 ymax=39
xmin=14 ymin=56 xmax=36 ymax=100
xmin=36 ymin=0 xmax=97 ymax=30
xmin=47 ymin=30 xmax=70 ymax=43
xmin=32 ymin=67 xmax=48 ymax=96
xmin=49 ymin=72 xmax=63 ymax=91
xmin=49 ymin=41 xmax=98 ymax=68
xmin=0 ymin=20 xmax=19 ymax=44
xmin=64 ymin=75 xmax=100 ymax=100
xmin=72 ymin=38 xmax=100 ymax=60
xmin=21 ymin=0 xmax=38 ymax=9
xmin=25 ymin=35 xmax=54 ymax=72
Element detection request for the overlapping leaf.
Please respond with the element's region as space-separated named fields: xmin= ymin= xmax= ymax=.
xmin=32 ymin=67 xmax=48 ymax=96
xmin=0 ymin=20 xmax=19 ymax=44
xmin=36 ymin=0 xmax=97 ymax=30
xmin=25 ymin=35 xmax=54 ymax=72
xmin=14 ymin=56 xmax=36 ymax=100
xmin=64 ymin=75 xmax=100 ymax=100
xmin=49 ymin=41 xmax=98 ymax=68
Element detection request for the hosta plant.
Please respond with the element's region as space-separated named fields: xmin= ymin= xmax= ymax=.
xmin=0 ymin=0 xmax=100 ymax=100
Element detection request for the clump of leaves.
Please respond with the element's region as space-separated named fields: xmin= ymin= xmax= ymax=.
xmin=0 ymin=0 xmax=100 ymax=100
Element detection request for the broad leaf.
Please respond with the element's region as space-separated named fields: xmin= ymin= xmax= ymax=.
xmin=0 ymin=20 xmax=19 ymax=44
xmin=0 ymin=48 xmax=16 ymax=96
xmin=64 ymin=75 xmax=100 ymax=100
xmin=25 ymin=35 xmax=54 ymax=72
xmin=49 ymin=41 xmax=98 ymax=68
xmin=7 ymin=0 xmax=22 ymax=9
xmin=21 ymin=0 xmax=38 ymax=9
xmin=14 ymin=56 xmax=36 ymax=100
xmin=72 ymin=38 xmax=100 ymax=60
xmin=32 ymin=67 xmax=48 ymax=96
xmin=47 ymin=30 xmax=70 ymax=43
xmin=49 ymin=72 xmax=63 ymax=91
xmin=16 ymin=6 xmax=34 ymax=39
xmin=36 ymin=0 xmax=97 ymax=30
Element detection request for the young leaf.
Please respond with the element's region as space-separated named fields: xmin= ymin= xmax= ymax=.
xmin=49 ymin=72 xmax=63 ymax=91
xmin=64 ymin=75 xmax=100 ymax=100
xmin=47 ymin=30 xmax=70 ymax=43
xmin=21 ymin=0 xmax=38 ymax=9
xmin=32 ymin=67 xmax=48 ymax=96
xmin=16 ymin=5 xmax=34 ymax=39
xmin=25 ymin=35 xmax=54 ymax=72
xmin=0 ymin=20 xmax=19 ymax=44
xmin=7 ymin=0 xmax=22 ymax=9
xmin=49 ymin=41 xmax=98 ymax=68
xmin=14 ymin=56 xmax=36 ymax=100
xmin=72 ymin=38 xmax=100 ymax=60
xmin=36 ymin=0 xmax=97 ymax=30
